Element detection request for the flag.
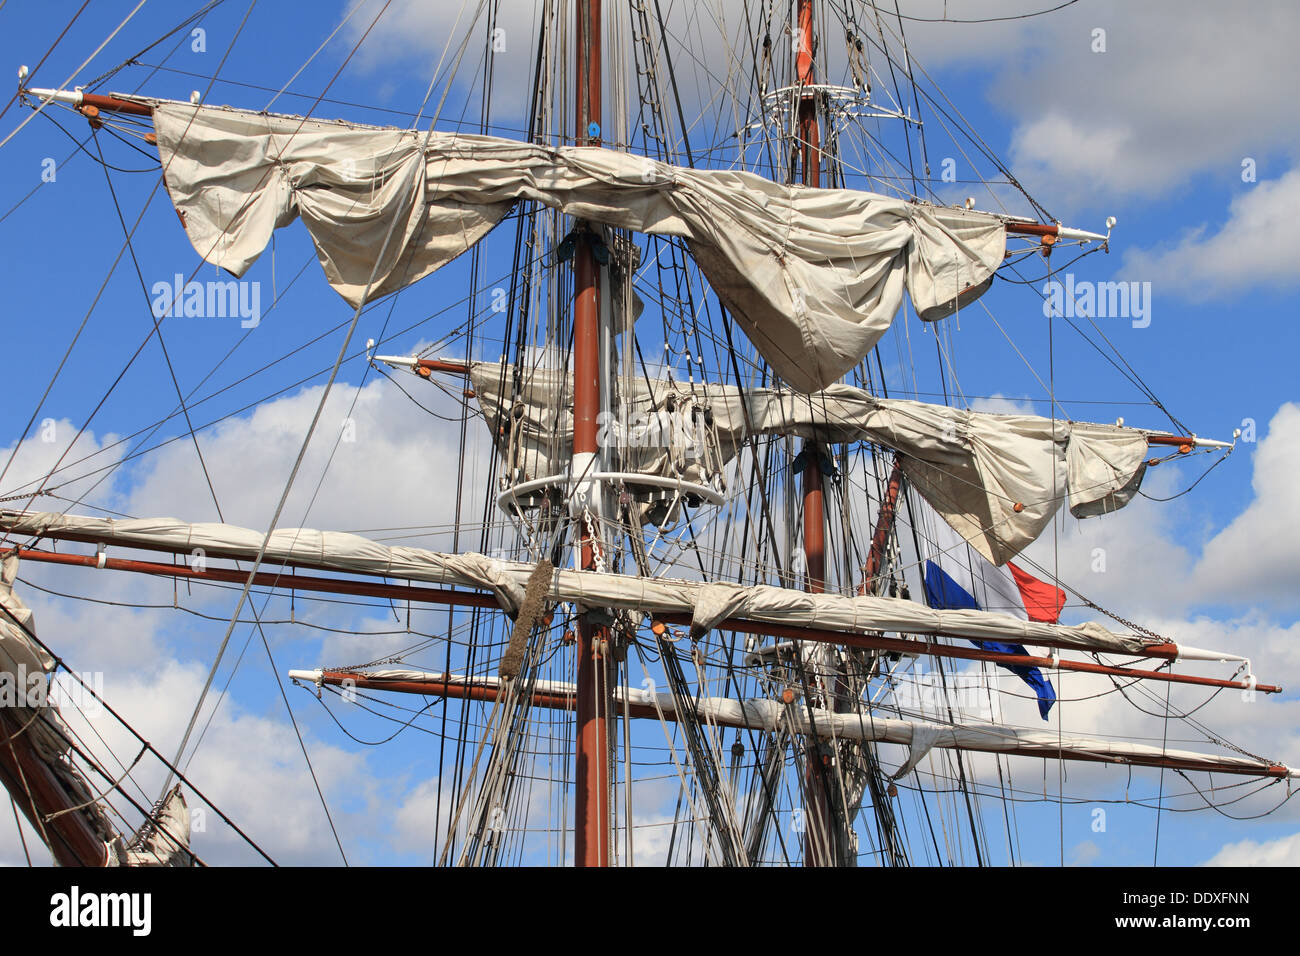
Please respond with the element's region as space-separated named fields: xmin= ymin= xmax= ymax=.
xmin=919 ymin=530 xmax=1064 ymax=720
xmin=1007 ymin=561 xmax=1067 ymax=623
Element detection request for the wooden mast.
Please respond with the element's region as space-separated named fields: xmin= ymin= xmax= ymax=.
xmin=796 ymin=0 xmax=825 ymax=598
xmin=860 ymin=457 xmax=906 ymax=594
xmin=572 ymin=0 xmax=612 ymax=868
xmin=0 ymin=707 xmax=110 ymax=866
xmin=793 ymin=0 xmax=841 ymax=868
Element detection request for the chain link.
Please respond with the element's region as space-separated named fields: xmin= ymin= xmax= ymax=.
xmin=582 ymin=506 xmax=608 ymax=574
xmin=0 ymin=490 xmax=55 ymax=504
xmin=1079 ymin=598 xmax=1166 ymax=642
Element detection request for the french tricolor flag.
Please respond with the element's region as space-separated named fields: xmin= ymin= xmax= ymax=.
xmin=920 ymin=525 xmax=1066 ymax=720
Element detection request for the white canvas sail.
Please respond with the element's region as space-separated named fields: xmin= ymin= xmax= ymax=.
xmin=4 ymin=0 xmax=1290 ymax=873
xmin=0 ymin=510 xmax=1241 ymax=662
xmin=468 ymin=364 xmax=1153 ymax=564
xmin=151 ymin=101 xmax=1006 ymax=392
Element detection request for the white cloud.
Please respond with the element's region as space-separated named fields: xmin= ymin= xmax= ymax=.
xmin=0 ymin=578 xmax=407 ymax=866
xmin=766 ymin=2 xmax=1300 ymax=210
xmin=0 ymin=369 xmax=498 ymax=866
xmin=1069 ymin=839 xmax=1101 ymax=866
xmin=970 ymin=393 xmax=1037 ymax=416
xmin=390 ymin=776 xmax=453 ymax=860
xmin=338 ymin=0 xmax=547 ymax=116
xmin=986 ymin=0 xmax=1300 ymax=206
xmin=7 ymin=390 xmax=1300 ymax=865
xmin=122 ymin=375 xmax=493 ymax=549
xmin=934 ymin=401 xmax=1300 ymax=824
xmin=1189 ymin=403 xmax=1300 ymax=608
xmin=321 ymin=0 xmax=1300 ymax=210
xmin=1008 ymin=113 xmax=1135 ymax=194
xmin=1204 ymin=830 xmax=1300 ymax=866
xmin=1013 ymin=464 xmax=1200 ymax=618
xmin=1122 ymin=169 xmax=1300 ymax=298
xmin=1004 ymin=402 xmax=1300 ymax=618
xmin=88 ymin=658 xmax=372 ymax=865
xmin=0 ymin=419 xmax=124 ymax=514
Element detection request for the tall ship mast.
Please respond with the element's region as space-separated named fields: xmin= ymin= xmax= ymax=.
xmin=1 ymin=0 xmax=1292 ymax=868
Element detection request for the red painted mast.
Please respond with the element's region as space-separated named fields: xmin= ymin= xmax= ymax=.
xmin=0 ymin=707 xmax=109 ymax=866
xmin=793 ymin=0 xmax=838 ymax=867
xmin=796 ymin=0 xmax=825 ymax=599
xmin=572 ymin=0 xmax=612 ymax=868
xmin=859 ymin=457 xmax=906 ymax=595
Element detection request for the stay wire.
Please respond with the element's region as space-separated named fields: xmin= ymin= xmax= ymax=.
xmin=157 ymin=0 xmax=400 ymax=801
xmin=85 ymin=0 xmax=230 ymax=91
xmin=0 ymin=0 xmax=93 ymax=124
xmin=82 ymin=3 xmax=354 ymax=866
xmin=2 ymin=0 xmax=150 ymax=150
xmin=0 ymin=600 xmax=273 ymax=863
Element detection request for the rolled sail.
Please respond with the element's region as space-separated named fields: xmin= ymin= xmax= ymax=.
xmin=151 ymin=102 xmax=1006 ymax=392
xmin=0 ymin=510 xmax=1171 ymax=658
xmin=469 ymin=365 xmax=1153 ymax=565
xmin=288 ymin=670 xmax=1296 ymax=780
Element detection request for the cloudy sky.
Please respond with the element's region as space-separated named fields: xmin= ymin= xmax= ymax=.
xmin=0 ymin=0 xmax=1297 ymax=867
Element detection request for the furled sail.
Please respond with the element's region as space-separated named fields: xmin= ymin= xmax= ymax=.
xmin=119 ymin=786 xmax=194 ymax=866
xmin=468 ymin=364 xmax=1154 ymax=565
xmin=151 ymin=102 xmax=1006 ymax=392
xmin=0 ymin=511 xmax=1233 ymax=662
xmin=286 ymin=670 xmax=1296 ymax=780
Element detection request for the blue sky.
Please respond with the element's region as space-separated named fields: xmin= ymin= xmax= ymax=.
xmin=0 ymin=0 xmax=1297 ymax=867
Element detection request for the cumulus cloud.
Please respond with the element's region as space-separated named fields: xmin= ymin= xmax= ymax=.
xmin=325 ymin=0 xmax=1300 ymax=207
xmin=338 ymin=0 xmax=564 ymax=118
xmin=1011 ymin=464 xmax=1200 ymax=618
xmin=1001 ymin=402 xmax=1300 ymax=618
xmin=970 ymin=393 xmax=1037 ymax=416
xmin=917 ymin=400 xmax=1300 ymax=837
xmin=1204 ymin=830 xmax=1300 ymax=866
xmin=1120 ymin=168 xmax=1300 ymax=298
xmin=0 ymin=419 xmax=124 ymax=516
xmin=0 ymin=366 xmax=498 ymax=866
xmin=6 ymin=393 xmax=1300 ymax=865
xmin=1 ymin=553 xmax=444 ymax=866
xmin=122 ymin=374 xmax=493 ymax=548
xmin=1189 ymin=403 xmax=1300 ymax=608
xmin=988 ymin=0 xmax=1300 ymax=206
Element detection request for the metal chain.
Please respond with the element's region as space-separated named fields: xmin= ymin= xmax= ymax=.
xmin=0 ymin=490 xmax=58 ymax=504
xmin=1077 ymin=598 xmax=1167 ymax=642
xmin=582 ymin=506 xmax=608 ymax=574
